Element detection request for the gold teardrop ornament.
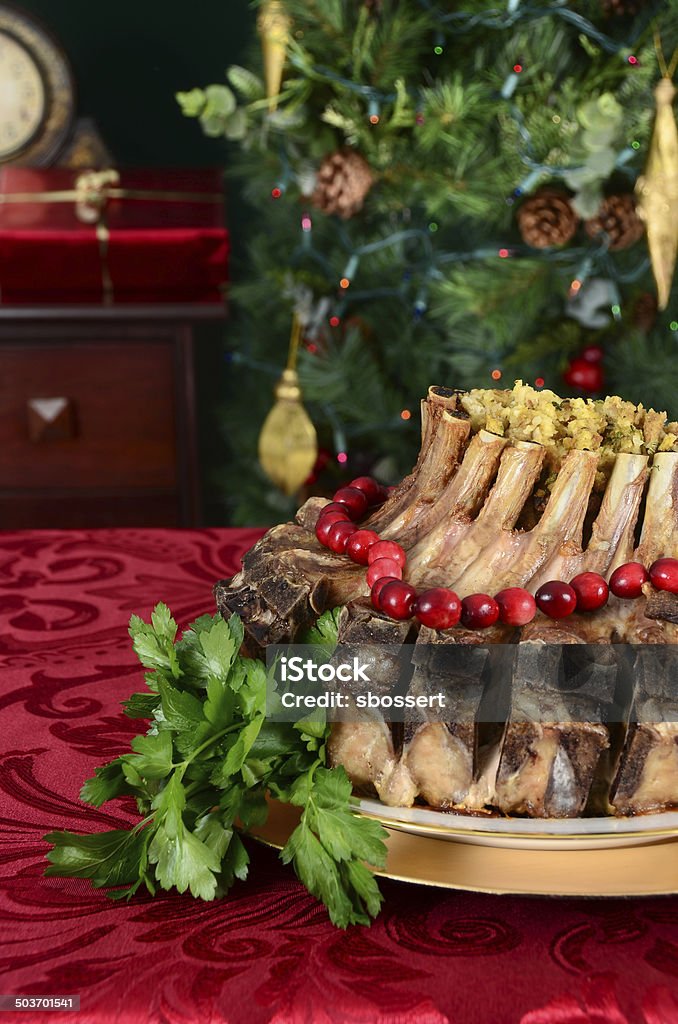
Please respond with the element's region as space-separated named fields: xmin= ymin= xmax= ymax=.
xmin=635 ymin=42 xmax=678 ymax=311
xmin=258 ymin=317 xmax=318 ymax=496
xmin=257 ymin=0 xmax=290 ymax=112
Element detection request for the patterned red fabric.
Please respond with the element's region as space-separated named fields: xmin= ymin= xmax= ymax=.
xmin=2 ymin=528 xmax=678 ymax=1024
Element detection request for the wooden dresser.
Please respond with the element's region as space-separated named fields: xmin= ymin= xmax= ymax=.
xmin=0 ymin=305 xmax=225 ymax=528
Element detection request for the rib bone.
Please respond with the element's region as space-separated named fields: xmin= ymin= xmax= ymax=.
xmin=366 ymin=388 xmax=468 ymax=536
xmin=216 ymin=385 xmax=678 ymax=819
xmin=454 ymin=448 xmax=598 ymax=595
xmin=406 ymin=430 xmax=509 ymax=585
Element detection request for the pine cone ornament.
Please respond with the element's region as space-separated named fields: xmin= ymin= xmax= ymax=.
xmin=517 ymin=188 xmax=579 ymax=248
xmin=310 ymin=149 xmax=374 ymax=219
xmin=600 ymin=0 xmax=642 ymax=15
xmin=584 ymin=194 xmax=645 ymax=251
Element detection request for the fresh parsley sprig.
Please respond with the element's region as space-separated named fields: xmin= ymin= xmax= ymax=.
xmin=44 ymin=604 xmax=387 ymax=928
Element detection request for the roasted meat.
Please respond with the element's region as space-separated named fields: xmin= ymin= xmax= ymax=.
xmin=215 ymin=383 xmax=678 ymax=817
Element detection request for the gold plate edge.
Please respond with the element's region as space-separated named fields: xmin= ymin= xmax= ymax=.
xmin=248 ymin=800 xmax=678 ymax=897
xmin=357 ymin=808 xmax=678 ymax=842
xmin=249 ymin=829 xmax=678 ymax=896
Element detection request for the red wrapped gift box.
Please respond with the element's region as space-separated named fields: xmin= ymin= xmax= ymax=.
xmin=0 ymin=167 xmax=229 ymax=304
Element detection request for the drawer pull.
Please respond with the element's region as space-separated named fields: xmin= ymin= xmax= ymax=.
xmin=27 ymin=397 xmax=77 ymax=442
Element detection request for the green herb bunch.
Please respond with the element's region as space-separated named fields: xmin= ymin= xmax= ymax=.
xmin=45 ymin=604 xmax=388 ymax=929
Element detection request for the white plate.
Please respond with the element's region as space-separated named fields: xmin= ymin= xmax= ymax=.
xmin=357 ymin=797 xmax=678 ymax=850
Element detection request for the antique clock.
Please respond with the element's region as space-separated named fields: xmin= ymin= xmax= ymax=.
xmin=0 ymin=4 xmax=74 ymax=164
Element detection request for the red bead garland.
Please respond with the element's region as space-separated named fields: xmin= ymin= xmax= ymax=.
xmin=333 ymin=486 xmax=369 ymax=519
xmin=460 ymin=593 xmax=500 ymax=629
xmin=569 ymin=572 xmax=609 ymax=611
xmin=649 ymin=558 xmax=678 ymax=593
xmin=379 ymin=580 xmax=418 ymax=620
xmin=315 ymin=510 xmax=350 ymax=545
xmin=414 ymin=588 xmax=462 ymax=629
xmin=326 ymin=520 xmax=357 ymax=553
xmin=367 ymin=540 xmax=407 ymax=568
xmin=313 ymin=478 xmax=677 ymax=629
xmin=371 ymin=575 xmax=402 ymax=611
xmin=366 ymin=557 xmax=402 ymax=588
xmin=535 ymin=581 xmax=577 ymax=619
xmin=495 ymin=587 xmax=537 ymax=626
xmin=346 ymin=529 xmax=381 ymax=565
xmin=609 ymin=561 xmax=648 ymax=598
xmin=348 ymin=476 xmax=386 ymax=505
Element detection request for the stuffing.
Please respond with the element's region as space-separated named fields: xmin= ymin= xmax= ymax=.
xmin=460 ymin=382 xmax=677 ymax=462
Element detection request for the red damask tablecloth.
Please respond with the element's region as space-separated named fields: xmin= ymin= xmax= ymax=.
xmin=2 ymin=528 xmax=678 ymax=1024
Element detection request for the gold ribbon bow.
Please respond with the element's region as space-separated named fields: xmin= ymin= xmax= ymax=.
xmin=74 ymin=169 xmax=121 ymax=225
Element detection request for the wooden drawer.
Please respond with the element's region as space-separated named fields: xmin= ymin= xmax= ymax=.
xmin=0 ymin=305 xmax=219 ymax=528
xmin=0 ymin=341 xmax=177 ymax=490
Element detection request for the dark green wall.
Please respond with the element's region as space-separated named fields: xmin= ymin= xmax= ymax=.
xmin=20 ymin=0 xmax=255 ymax=524
xmin=22 ymin=0 xmax=253 ymax=165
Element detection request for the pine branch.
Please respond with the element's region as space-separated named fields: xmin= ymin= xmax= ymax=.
xmin=180 ymin=0 xmax=678 ymax=524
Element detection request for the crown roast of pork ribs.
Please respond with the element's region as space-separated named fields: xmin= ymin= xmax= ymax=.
xmin=215 ymin=383 xmax=678 ymax=819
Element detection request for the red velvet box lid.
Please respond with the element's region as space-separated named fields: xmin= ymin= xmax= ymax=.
xmin=0 ymin=167 xmax=226 ymax=229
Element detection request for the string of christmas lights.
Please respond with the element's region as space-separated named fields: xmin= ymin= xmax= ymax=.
xmin=228 ymin=1 xmax=675 ymax=476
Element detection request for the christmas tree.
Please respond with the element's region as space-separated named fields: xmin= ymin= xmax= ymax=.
xmin=178 ymin=0 xmax=678 ymax=525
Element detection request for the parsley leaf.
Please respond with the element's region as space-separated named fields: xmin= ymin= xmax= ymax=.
xmin=156 ymin=677 xmax=204 ymax=733
xmin=199 ymin=616 xmax=240 ymax=679
xmin=45 ymin=829 xmax=149 ymax=890
xmin=44 ymin=604 xmax=387 ymax=928
xmin=300 ymin=607 xmax=341 ymax=650
xmin=129 ymin=605 xmax=181 ymax=678
xmin=149 ymin=824 xmax=221 ymax=900
xmin=281 ymin=766 xmax=388 ymax=929
xmin=281 ymin=823 xmax=357 ymax=927
xmin=123 ymin=692 xmax=161 ymax=719
xmin=80 ymin=758 xmax=130 ymax=807
xmin=124 ymin=730 xmax=174 ymax=780
xmin=212 ymin=717 xmax=264 ymax=785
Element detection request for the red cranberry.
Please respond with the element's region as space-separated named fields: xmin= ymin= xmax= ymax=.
xmin=371 ymin=575 xmax=401 ymax=611
xmin=321 ymin=501 xmax=352 ymax=516
xmin=346 ymin=529 xmax=380 ymax=565
xmin=570 ymin=571 xmax=609 ymax=611
xmin=535 ymin=581 xmax=577 ymax=618
xmin=326 ymin=520 xmax=357 ymax=554
xmin=315 ymin=510 xmax=350 ymax=545
xmin=414 ymin=588 xmax=462 ymax=630
xmin=609 ymin=561 xmax=648 ymax=599
xmin=649 ymin=557 xmax=678 ymax=594
xmin=495 ymin=587 xmax=536 ymax=626
xmin=379 ymin=580 xmax=417 ymax=620
xmin=367 ymin=540 xmax=407 ymax=568
xmin=366 ymin=557 xmax=403 ymax=588
xmin=333 ymin=487 xmax=369 ymax=520
xmin=348 ymin=476 xmax=385 ymax=505
xmin=460 ymin=594 xmax=499 ymax=630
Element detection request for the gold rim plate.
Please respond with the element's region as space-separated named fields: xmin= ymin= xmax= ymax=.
xmin=357 ymin=798 xmax=678 ymax=850
xmin=250 ymin=799 xmax=678 ymax=896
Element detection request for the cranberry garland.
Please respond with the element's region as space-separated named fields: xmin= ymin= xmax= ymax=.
xmin=315 ymin=476 xmax=678 ymax=628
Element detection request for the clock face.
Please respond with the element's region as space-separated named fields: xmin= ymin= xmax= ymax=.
xmin=0 ymin=6 xmax=74 ymax=165
xmin=0 ymin=31 xmax=46 ymax=158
